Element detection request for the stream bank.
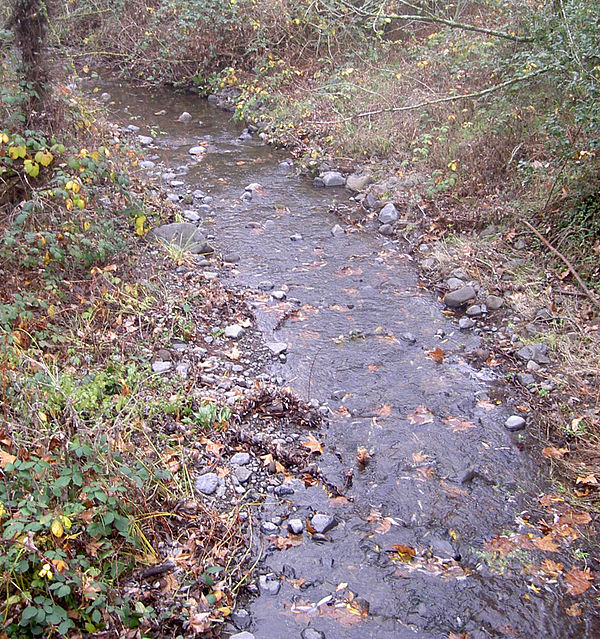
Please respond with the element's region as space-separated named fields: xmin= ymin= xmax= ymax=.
xmin=100 ymin=78 xmax=598 ymax=638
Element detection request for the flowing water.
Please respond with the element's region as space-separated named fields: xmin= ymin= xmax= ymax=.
xmin=98 ymin=80 xmax=595 ymax=638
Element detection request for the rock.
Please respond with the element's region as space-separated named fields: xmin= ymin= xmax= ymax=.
xmin=150 ymin=222 xmax=214 ymax=254
xmin=515 ymin=238 xmax=527 ymax=250
xmin=261 ymin=521 xmax=279 ymax=534
xmin=459 ymin=317 xmax=476 ymax=330
xmin=447 ymin=277 xmax=465 ymax=291
xmin=288 ymin=518 xmax=304 ymax=534
xmin=444 ymin=286 xmax=477 ymax=308
xmin=137 ymin=135 xmax=154 ymax=146
xmin=378 ymin=202 xmax=399 ymax=224
xmin=259 ymin=574 xmax=280 ymax=595
xmin=486 ymin=295 xmax=504 ymax=311
xmin=258 ymin=280 xmax=274 ymax=291
xmin=223 ymin=253 xmax=240 ymax=263
xmin=517 ymin=372 xmax=536 ymax=387
xmin=274 ymin=485 xmax=295 ymax=497
xmin=166 ymin=193 xmax=180 ymax=203
xmin=194 ymin=473 xmax=219 ymax=495
xmin=331 ymin=224 xmax=344 ymax=237
xmin=290 ymin=233 xmax=303 ymax=241
xmin=231 ymin=609 xmax=252 ymax=631
xmin=313 ymin=177 xmax=325 ymax=187
xmin=480 ymin=224 xmax=498 ymax=238
xmin=527 ymin=360 xmax=540 ymax=372
xmin=420 ymin=258 xmax=435 ymax=270
xmin=267 ymin=342 xmax=287 ymax=355
xmin=152 ymin=361 xmax=172 ymax=374
xmin=379 ymin=224 xmax=393 ymax=236
xmin=170 ymin=179 xmax=185 ymax=188
xmin=301 ymin=630 xmax=325 ymax=639
xmin=505 ymin=415 xmax=526 ymax=432
xmin=452 ymin=268 xmax=469 ymax=280
xmin=231 ymin=452 xmax=250 ymax=466
xmin=346 ymin=174 xmax=373 ymax=192
xmin=278 ymin=160 xmax=293 ymax=172
xmin=231 ymin=633 xmax=255 ymax=639
xmin=178 ymin=111 xmax=192 ymax=122
xmin=176 ymin=362 xmax=190 ymax=378
xmin=188 ymin=145 xmax=206 ymax=155
xmin=401 ymin=332 xmax=417 ymax=344
xmin=139 ymin=160 xmax=156 ymax=169
xmin=364 ymin=193 xmax=378 ymax=210
xmin=272 ymin=290 xmax=286 ymax=300
xmin=466 ymin=304 xmax=484 ymax=317
xmin=516 ymin=343 xmax=550 ymax=365
xmin=183 ymin=210 xmax=200 ymax=222
xmin=225 ymin=324 xmax=245 ymax=339
xmin=245 ymin=182 xmax=262 ymax=192
xmin=321 ymin=171 xmax=346 ymax=187
xmin=234 ymin=466 xmax=253 ymax=483
xmin=192 ymin=189 xmax=206 ymax=199
xmin=311 ymin=513 xmax=336 ymax=533
xmin=100 ymin=92 xmax=111 ymax=102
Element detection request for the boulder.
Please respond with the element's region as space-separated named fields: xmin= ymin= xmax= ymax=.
xmin=443 ymin=285 xmax=477 ymax=308
xmin=346 ymin=174 xmax=373 ymax=192
xmin=150 ymin=222 xmax=214 ymax=254
xmin=378 ymin=202 xmax=399 ymax=224
xmin=321 ymin=171 xmax=346 ymax=187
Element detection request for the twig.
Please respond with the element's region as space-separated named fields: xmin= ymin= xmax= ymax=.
xmin=522 ymin=219 xmax=600 ymax=312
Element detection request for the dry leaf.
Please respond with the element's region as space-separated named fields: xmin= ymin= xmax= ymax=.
xmin=0 ymin=449 xmax=16 ymax=468
xmin=201 ymin=438 xmax=224 ymax=456
xmin=576 ymin=474 xmax=598 ymax=485
xmin=542 ymin=446 xmax=569 ymax=459
xmin=357 ymin=446 xmax=371 ymax=468
xmin=427 ymin=347 xmax=445 ymax=363
xmin=407 ymin=405 xmax=434 ymax=425
xmin=533 ymin=534 xmax=560 ymax=553
xmin=565 ymin=567 xmax=594 ymax=596
xmin=268 ymin=535 xmax=303 ymax=550
xmin=377 ymin=404 xmax=393 ymax=417
xmin=302 ymin=434 xmax=324 ymax=455
xmin=391 ymin=544 xmax=416 ymax=562
xmin=188 ymin=612 xmax=211 ymax=634
xmin=367 ymin=364 xmax=379 ymax=372
xmin=442 ymin=416 xmax=477 ymax=433
xmin=558 ymin=510 xmax=592 ymax=526
xmin=484 ymin=536 xmax=516 ymax=558
xmin=412 ymin=450 xmax=431 ymax=464
xmin=565 ymin=603 xmax=583 ymax=617
xmin=541 ymin=559 xmax=563 ymax=577
xmin=416 ymin=465 xmax=435 ymax=480
xmin=440 ymin=480 xmax=468 ymax=498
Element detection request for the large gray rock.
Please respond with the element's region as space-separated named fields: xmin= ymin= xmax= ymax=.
xmin=137 ymin=135 xmax=154 ymax=146
xmin=194 ymin=473 xmax=219 ymax=495
xmin=505 ymin=415 xmax=526 ymax=431
xmin=178 ymin=111 xmax=192 ymax=122
xmin=311 ymin=513 xmax=337 ymax=533
xmin=346 ymin=174 xmax=372 ymax=192
xmin=443 ymin=285 xmax=477 ymax=308
xmin=150 ymin=223 xmax=213 ymax=254
xmin=321 ymin=171 xmax=346 ymax=187
xmin=378 ymin=202 xmax=399 ymax=224
xmin=516 ymin=343 xmax=550 ymax=365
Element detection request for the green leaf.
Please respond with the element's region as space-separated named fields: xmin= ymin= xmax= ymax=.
xmin=20 ymin=606 xmax=38 ymax=621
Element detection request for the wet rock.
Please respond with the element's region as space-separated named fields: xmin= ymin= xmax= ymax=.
xmin=321 ymin=171 xmax=346 ymax=187
xmin=194 ymin=473 xmax=219 ymax=495
xmin=177 ymin=111 xmax=192 ymax=122
xmin=272 ymin=290 xmax=286 ymax=300
xmin=225 ymin=324 xmax=245 ymax=339
xmin=447 ymin=277 xmax=465 ymax=291
xmin=486 ymin=295 xmax=504 ymax=310
xmin=150 ymin=223 xmax=214 ymax=254
xmin=516 ymin=343 xmax=550 ymax=365
xmin=505 ymin=415 xmax=526 ymax=431
xmin=378 ymin=202 xmax=399 ymax=224
xmin=258 ymin=574 xmax=280 ymax=595
xmin=231 ymin=610 xmax=251 ymax=631
xmin=275 ymin=485 xmax=295 ymax=497
xmin=466 ymin=304 xmax=484 ymax=317
xmin=137 ymin=135 xmax=154 ymax=146
xmin=311 ymin=513 xmax=337 ymax=533
xmin=183 ymin=210 xmax=201 ymax=222
xmin=459 ymin=317 xmax=475 ymax=330
xmin=139 ymin=160 xmax=156 ymax=169
xmin=301 ymin=630 xmax=325 ymax=639
xmin=231 ymin=452 xmax=250 ymax=466
xmin=379 ymin=224 xmax=393 ymax=236
xmin=288 ymin=518 xmax=304 ymax=534
xmin=152 ymin=361 xmax=172 ymax=374
xmin=331 ymin=224 xmax=345 ymax=237
xmin=267 ymin=342 xmax=287 ymax=355
xmin=188 ymin=145 xmax=206 ymax=155
xmin=444 ymin=285 xmax=477 ymax=308
xmin=346 ymin=174 xmax=372 ymax=192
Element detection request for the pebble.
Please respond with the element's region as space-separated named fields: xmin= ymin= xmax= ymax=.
xmin=225 ymin=324 xmax=245 ymax=339
xmin=378 ymin=202 xmax=399 ymax=224
xmin=486 ymin=295 xmax=504 ymax=310
xmin=178 ymin=111 xmax=192 ymax=122
xmin=139 ymin=160 xmax=156 ymax=169
xmin=234 ymin=466 xmax=253 ymax=483
xmin=310 ymin=513 xmax=336 ymax=533
xmin=223 ymin=253 xmax=240 ymax=263
xmin=275 ymin=485 xmax=295 ymax=497
xmin=459 ymin=317 xmax=475 ymax=330
xmin=466 ymin=304 xmax=483 ymax=317
xmin=401 ymin=332 xmax=417 ymax=344
xmin=259 ymin=574 xmax=281 ymax=595
xmin=447 ymin=277 xmax=465 ymax=290
xmin=231 ymin=610 xmax=252 ymax=631
xmin=302 ymin=630 xmax=325 ymax=639
xmin=290 ymin=233 xmax=303 ymax=241
xmin=331 ymin=224 xmax=345 ymax=237
xmin=261 ymin=521 xmax=279 ymax=534
xmin=267 ymin=342 xmax=287 ymax=355
xmin=288 ymin=518 xmax=304 ymax=534
xmin=516 ymin=343 xmax=550 ymax=365
xmin=194 ymin=473 xmax=219 ymax=495
xmin=231 ymin=452 xmax=250 ymax=466
xmin=230 ymin=633 xmax=255 ymax=639
xmin=152 ymin=361 xmax=172 ymax=374
xmin=258 ymin=280 xmax=274 ymax=291
xmin=517 ymin=372 xmax=536 ymax=387
xmin=505 ymin=415 xmax=526 ymax=432
xmin=320 ymin=171 xmax=346 ymax=187
xmin=183 ymin=210 xmax=200 ymax=222
xmin=444 ymin=285 xmax=477 ymax=308
xmin=245 ymin=182 xmax=262 ymax=192
xmin=189 ymin=145 xmax=207 ymax=155
xmin=272 ymin=290 xmax=286 ymax=300
xmin=379 ymin=224 xmax=393 ymax=236
xmin=137 ymin=135 xmax=154 ymax=146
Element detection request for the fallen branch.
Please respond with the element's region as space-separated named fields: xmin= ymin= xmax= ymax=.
xmin=522 ymin=219 xmax=600 ymax=312
xmin=313 ymin=66 xmax=554 ymax=125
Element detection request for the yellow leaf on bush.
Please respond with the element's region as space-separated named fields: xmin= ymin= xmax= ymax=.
xmin=51 ymin=519 xmax=64 ymax=538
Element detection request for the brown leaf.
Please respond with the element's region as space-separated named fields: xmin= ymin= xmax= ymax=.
xmin=0 ymin=449 xmax=17 ymax=469
xmin=542 ymin=446 xmax=569 ymax=459
xmin=268 ymin=535 xmax=303 ymax=550
xmin=416 ymin=465 xmax=435 ymax=480
xmin=442 ymin=416 xmax=477 ymax=433
xmin=565 ymin=603 xmax=583 ymax=617
xmin=427 ymin=346 xmax=445 ymax=363
xmin=412 ymin=450 xmax=431 ymax=464
xmin=391 ymin=544 xmax=416 ymax=562
xmin=367 ymin=363 xmax=379 ymax=372
xmin=541 ymin=559 xmax=563 ymax=578
xmin=302 ymin=434 xmax=324 ymax=455
xmin=576 ymin=474 xmax=598 ymax=485
xmin=188 ymin=612 xmax=211 ymax=634
xmin=377 ymin=404 xmax=393 ymax=417
xmin=357 ymin=446 xmax=371 ymax=468
xmin=565 ymin=567 xmax=594 ymax=596
xmin=533 ymin=535 xmax=560 ymax=553
xmin=407 ymin=405 xmax=434 ymax=425
xmin=440 ymin=480 xmax=468 ymax=498
xmin=558 ymin=510 xmax=592 ymax=526
xmin=484 ymin=536 xmax=516 ymax=558
xmin=477 ymin=400 xmax=498 ymax=411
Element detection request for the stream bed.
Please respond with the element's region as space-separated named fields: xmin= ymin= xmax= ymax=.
xmin=99 ymin=80 xmax=595 ymax=639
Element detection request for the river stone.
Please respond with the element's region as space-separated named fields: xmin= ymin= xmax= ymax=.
xmin=234 ymin=465 xmax=253 ymax=483
xmin=267 ymin=342 xmax=287 ymax=355
xmin=150 ymin=222 xmax=214 ymax=254
xmin=447 ymin=277 xmax=465 ymax=291
xmin=194 ymin=473 xmax=219 ymax=495
xmin=261 ymin=521 xmax=279 ymax=534
xmin=466 ymin=304 xmax=483 ymax=317
xmin=288 ymin=518 xmax=304 ymax=534
xmin=311 ymin=513 xmax=336 ymax=533
xmin=459 ymin=317 xmax=476 ymax=330
xmin=183 ymin=210 xmax=200 ymax=222
xmin=346 ymin=174 xmax=373 ymax=192
xmin=139 ymin=160 xmax=156 ymax=169
xmin=301 ymin=630 xmax=325 ymax=639
xmin=188 ymin=145 xmax=206 ymax=155
xmin=137 ymin=135 xmax=154 ymax=146
xmin=225 ymin=324 xmax=245 ymax=339
xmin=152 ymin=361 xmax=172 ymax=374
xmin=231 ymin=452 xmax=250 ymax=466
xmin=379 ymin=224 xmax=393 ymax=236
xmin=444 ymin=285 xmax=477 ymax=308
xmin=245 ymin=182 xmax=262 ymax=192
xmin=516 ymin=343 xmax=550 ymax=364
xmin=272 ymin=290 xmax=286 ymax=300
xmin=178 ymin=111 xmax=192 ymax=122
xmin=100 ymin=92 xmax=111 ymax=102
xmin=378 ymin=202 xmax=399 ymax=224
xmin=259 ymin=574 xmax=280 ymax=595
xmin=231 ymin=633 xmax=255 ymax=639
xmin=321 ymin=171 xmax=346 ymax=187
xmin=518 ymin=372 xmax=536 ymax=386
xmin=259 ymin=280 xmax=274 ymax=291
xmin=487 ymin=295 xmax=504 ymax=310
xmin=505 ymin=415 xmax=526 ymax=431
xmin=223 ymin=253 xmax=240 ymax=263
xmin=331 ymin=224 xmax=344 ymax=237
xmin=231 ymin=610 xmax=252 ymax=631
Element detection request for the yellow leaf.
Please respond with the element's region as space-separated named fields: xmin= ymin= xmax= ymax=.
xmin=135 ymin=214 xmax=147 ymax=236
xmin=8 ymin=145 xmax=26 ymax=159
xmin=38 ymin=411 xmax=48 ymax=423
xmin=51 ymin=519 xmax=64 ymax=538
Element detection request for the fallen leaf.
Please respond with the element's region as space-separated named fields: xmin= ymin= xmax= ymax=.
xmin=477 ymin=400 xmax=497 ymax=411
xmin=51 ymin=519 xmax=64 ymax=538
xmin=412 ymin=450 xmax=431 ymax=464
xmin=407 ymin=405 xmax=434 ymax=425
xmin=268 ymin=535 xmax=303 ymax=550
xmin=416 ymin=465 xmax=435 ymax=480
xmin=440 ymin=480 xmax=468 ymax=498
xmin=484 ymin=536 xmax=516 ymax=558
xmin=541 ymin=559 xmax=563 ymax=577
xmin=558 ymin=510 xmax=592 ymax=526
xmin=367 ymin=363 xmax=379 ymax=372
xmin=391 ymin=544 xmax=416 ymax=562
xmin=188 ymin=611 xmax=211 ymax=634
xmin=542 ymin=446 xmax=569 ymax=459
xmin=427 ymin=347 xmax=445 ymax=363
xmin=576 ymin=474 xmax=598 ymax=485
xmin=357 ymin=446 xmax=371 ymax=468
xmin=302 ymin=434 xmax=324 ymax=455
xmin=201 ymin=438 xmax=224 ymax=456
xmin=0 ymin=449 xmax=16 ymax=468
xmin=377 ymin=404 xmax=393 ymax=417
xmin=442 ymin=416 xmax=477 ymax=433
xmin=565 ymin=567 xmax=594 ymax=596
xmin=533 ymin=535 xmax=560 ymax=553
xmin=565 ymin=603 xmax=583 ymax=617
